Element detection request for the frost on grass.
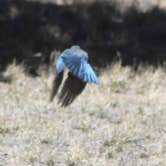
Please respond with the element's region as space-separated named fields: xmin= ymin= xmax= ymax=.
xmin=0 ymin=62 xmax=166 ymax=166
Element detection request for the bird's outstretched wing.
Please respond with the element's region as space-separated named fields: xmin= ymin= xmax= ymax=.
xmin=58 ymin=72 xmax=86 ymax=107
xmin=79 ymin=60 xmax=99 ymax=84
xmin=50 ymin=71 xmax=64 ymax=102
xmin=50 ymin=55 xmax=65 ymax=101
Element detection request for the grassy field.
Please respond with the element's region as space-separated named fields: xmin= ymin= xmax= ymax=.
xmin=0 ymin=62 xmax=166 ymax=166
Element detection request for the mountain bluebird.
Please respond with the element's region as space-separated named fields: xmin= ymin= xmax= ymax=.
xmin=50 ymin=45 xmax=99 ymax=106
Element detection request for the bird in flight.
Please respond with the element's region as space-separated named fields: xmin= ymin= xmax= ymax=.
xmin=50 ymin=45 xmax=99 ymax=106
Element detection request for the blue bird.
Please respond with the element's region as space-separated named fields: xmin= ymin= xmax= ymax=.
xmin=50 ymin=45 xmax=99 ymax=106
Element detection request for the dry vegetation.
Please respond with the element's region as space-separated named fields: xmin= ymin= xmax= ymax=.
xmin=26 ymin=0 xmax=166 ymax=10
xmin=0 ymin=62 xmax=166 ymax=166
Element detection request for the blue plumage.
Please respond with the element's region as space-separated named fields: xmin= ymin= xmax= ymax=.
xmin=55 ymin=56 xmax=65 ymax=73
xmin=50 ymin=45 xmax=99 ymax=106
xmin=55 ymin=45 xmax=99 ymax=84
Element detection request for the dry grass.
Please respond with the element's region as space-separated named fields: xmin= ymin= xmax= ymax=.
xmin=25 ymin=0 xmax=166 ymax=10
xmin=0 ymin=62 xmax=166 ymax=166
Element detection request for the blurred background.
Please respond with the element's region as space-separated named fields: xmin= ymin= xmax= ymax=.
xmin=0 ymin=0 xmax=166 ymax=75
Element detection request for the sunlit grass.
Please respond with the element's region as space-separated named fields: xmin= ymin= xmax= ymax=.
xmin=0 ymin=62 xmax=166 ymax=165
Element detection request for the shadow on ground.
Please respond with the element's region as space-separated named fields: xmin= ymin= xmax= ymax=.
xmin=0 ymin=0 xmax=166 ymax=75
